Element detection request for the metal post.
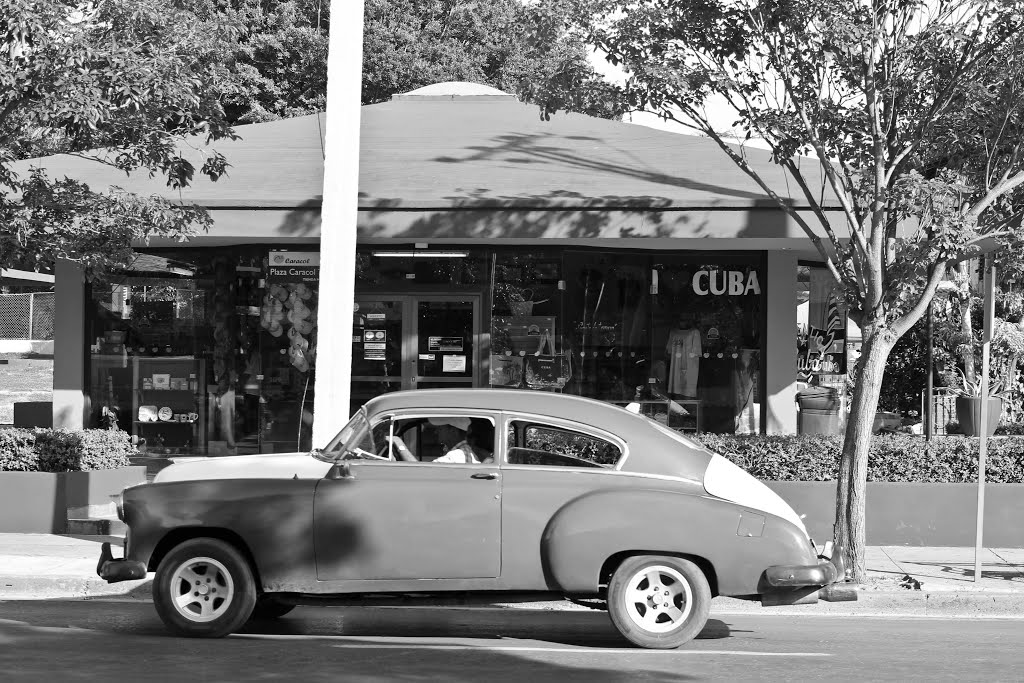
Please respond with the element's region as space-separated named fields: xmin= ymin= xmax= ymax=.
xmin=974 ymin=257 xmax=996 ymax=582
xmin=925 ymin=299 xmax=933 ymax=440
xmin=28 ymin=292 xmax=35 ymax=340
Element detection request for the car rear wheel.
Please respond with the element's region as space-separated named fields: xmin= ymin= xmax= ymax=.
xmin=250 ymin=595 xmax=296 ymax=620
xmin=607 ymin=555 xmax=711 ymax=649
xmin=153 ymin=538 xmax=257 ymax=638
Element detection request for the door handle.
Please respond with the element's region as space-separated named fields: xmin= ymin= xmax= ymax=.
xmin=470 ymin=472 xmax=498 ymax=480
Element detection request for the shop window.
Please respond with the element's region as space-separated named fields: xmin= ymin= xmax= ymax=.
xmin=649 ymin=256 xmax=763 ymax=434
xmin=796 ymin=264 xmax=850 ymax=435
xmin=489 ymin=252 xmax=565 ymax=390
xmin=86 ymin=247 xmax=320 ymax=458
xmin=506 ymin=420 xmax=621 ymax=468
xmin=560 ymin=252 xmax=650 ymax=404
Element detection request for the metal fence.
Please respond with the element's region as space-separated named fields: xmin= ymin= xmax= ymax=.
xmin=921 ymin=388 xmax=958 ymax=435
xmin=0 ymin=292 xmax=55 ymax=340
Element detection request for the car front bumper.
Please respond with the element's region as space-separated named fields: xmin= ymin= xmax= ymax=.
xmin=96 ymin=542 xmax=147 ymax=584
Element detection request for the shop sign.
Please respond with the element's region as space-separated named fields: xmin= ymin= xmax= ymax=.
xmin=428 ymin=336 xmax=464 ymax=352
xmin=268 ymin=251 xmax=320 ymax=283
xmin=692 ymin=269 xmax=761 ymax=296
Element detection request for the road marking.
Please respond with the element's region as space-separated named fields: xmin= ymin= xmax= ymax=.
xmin=232 ymin=634 xmax=830 ymax=656
xmin=712 ymin=610 xmax=1024 ymax=620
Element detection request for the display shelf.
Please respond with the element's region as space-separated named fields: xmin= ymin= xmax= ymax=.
xmin=131 ymin=356 xmax=207 ymax=451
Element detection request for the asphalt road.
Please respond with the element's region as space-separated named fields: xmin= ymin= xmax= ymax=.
xmin=0 ymin=601 xmax=1022 ymax=682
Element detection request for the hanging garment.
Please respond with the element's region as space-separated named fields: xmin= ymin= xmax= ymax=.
xmin=666 ymin=327 xmax=702 ymax=397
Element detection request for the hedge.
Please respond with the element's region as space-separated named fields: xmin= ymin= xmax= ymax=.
xmin=695 ymin=433 xmax=1024 ymax=484
xmin=0 ymin=428 xmax=136 ymax=472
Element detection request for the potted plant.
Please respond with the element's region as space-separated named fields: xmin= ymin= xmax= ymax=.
xmin=953 ymin=369 xmax=1006 ymax=437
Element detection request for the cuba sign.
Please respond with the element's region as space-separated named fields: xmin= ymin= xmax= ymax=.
xmin=692 ymin=269 xmax=761 ymax=296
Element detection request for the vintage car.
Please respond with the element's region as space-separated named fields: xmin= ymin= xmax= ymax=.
xmin=98 ymin=389 xmax=854 ymax=649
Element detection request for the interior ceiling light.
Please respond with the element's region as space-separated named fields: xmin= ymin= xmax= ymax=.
xmin=371 ymin=251 xmax=468 ymax=258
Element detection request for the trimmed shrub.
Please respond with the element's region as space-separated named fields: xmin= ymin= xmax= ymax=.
xmin=996 ymin=421 xmax=1024 ymax=436
xmin=34 ymin=429 xmax=136 ymax=472
xmin=0 ymin=428 xmax=40 ymax=471
xmin=696 ymin=433 xmax=1024 ymax=483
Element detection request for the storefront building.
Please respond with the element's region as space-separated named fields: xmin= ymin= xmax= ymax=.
xmin=25 ymin=82 xmax=848 ymax=457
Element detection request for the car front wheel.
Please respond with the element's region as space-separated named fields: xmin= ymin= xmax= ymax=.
xmin=607 ymin=555 xmax=711 ymax=649
xmin=153 ymin=538 xmax=257 ymax=638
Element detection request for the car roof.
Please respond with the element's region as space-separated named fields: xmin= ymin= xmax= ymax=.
xmin=364 ymin=389 xmax=639 ymax=428
xmin=362 ymin=389 xmax=713 ymax=480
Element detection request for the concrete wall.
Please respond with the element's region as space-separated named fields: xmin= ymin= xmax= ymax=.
xmin=768 ymin=481 xmax=1024 ymax=547
xmin=764 ymin=251 xmax=798 ymax=433
xmin=52 ymin=260 xmax=87 ymax=430
xmin=0 ymin=467 xmax=146 ymax=534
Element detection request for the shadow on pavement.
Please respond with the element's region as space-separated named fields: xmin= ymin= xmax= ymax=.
xmin=0 ymin=604 xmax=729 ymax=681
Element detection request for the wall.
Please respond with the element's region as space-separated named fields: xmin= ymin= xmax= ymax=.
xmin=764 ymin=251 xmax=798 ymax=433
xmin=768 ymin=481 xmax=1024 ymax=547
xmin=52 ymin=260 xmax=87 ymax=429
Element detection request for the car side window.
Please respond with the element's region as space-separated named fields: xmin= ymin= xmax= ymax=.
xmin=506 ymin=420 xmax=621 ymax=468
xmin=373 ymin=416 xmax=496 ymax=464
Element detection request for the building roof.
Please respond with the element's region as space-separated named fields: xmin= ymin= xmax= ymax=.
xmin=10 ymin=83 xmax=835 ymax=212
xmin=7 ymin=82 xmax=840 ymax=245
xmin=359 ymin=94 xmax=834 ymax=211
xmin=8 ymin=115 xmax=326 ymax=210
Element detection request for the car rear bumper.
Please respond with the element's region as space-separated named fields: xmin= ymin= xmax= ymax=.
xmin=761 ymin=542 xmax=858 ymax=604
xmin=96 ymin=542 xmax=147 ymax=583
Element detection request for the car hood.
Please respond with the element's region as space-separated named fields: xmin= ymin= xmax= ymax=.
xmin=152 ymin=452 xmax=334 ymax=484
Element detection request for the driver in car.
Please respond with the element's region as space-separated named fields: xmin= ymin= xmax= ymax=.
xmin=432 ymin=417 xmax=493 ymax=464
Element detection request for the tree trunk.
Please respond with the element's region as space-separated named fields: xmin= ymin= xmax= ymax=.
xmin=956 ymin=261 xmax=976 ymax=384
xmin=835 ymin=327 xmax=895 ymax=582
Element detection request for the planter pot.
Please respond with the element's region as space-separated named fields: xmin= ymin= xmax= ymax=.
xmin=0 ymin=466 xmax=146 ymax=533
xmin=796 ymin=386 xmax=839 ymax=411
xmin=954 ymin=396 xmax=1003 ymax=437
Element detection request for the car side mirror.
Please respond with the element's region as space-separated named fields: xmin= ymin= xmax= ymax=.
xmin=327 ymin=462 xmax=354 ymax=480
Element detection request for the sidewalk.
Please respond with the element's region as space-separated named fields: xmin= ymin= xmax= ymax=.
xmin=0 ymin=534 xmax=1022 ymax=617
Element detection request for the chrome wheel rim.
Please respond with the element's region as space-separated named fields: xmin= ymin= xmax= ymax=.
xmin=168 ymin=556 xmax=235 ymax=623
xmin=622 ymin=564 xmax=693 ymax=633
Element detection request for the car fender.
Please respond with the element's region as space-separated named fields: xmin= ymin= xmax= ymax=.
xmin=122 ymin=478 xmax=318 ymax=591
xmin=540 ymin=488 xmax=817 ymax=596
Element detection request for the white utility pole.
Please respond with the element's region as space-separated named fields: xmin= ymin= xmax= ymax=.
xmin=974 ymin=256 xmax=996 ymax=581
xmin=312 ymin=0 xmax=365 ymax=447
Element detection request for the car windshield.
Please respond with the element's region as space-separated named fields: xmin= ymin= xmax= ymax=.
xmin=316 ymin=410 xmax=374 ymax=461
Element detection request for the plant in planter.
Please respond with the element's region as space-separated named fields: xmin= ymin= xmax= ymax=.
xmin=952 ymin=369 xmax=1007 ymax=437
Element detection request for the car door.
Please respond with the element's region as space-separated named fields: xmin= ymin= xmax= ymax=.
xmin=313 ymin=412 xmax=501 ymax=581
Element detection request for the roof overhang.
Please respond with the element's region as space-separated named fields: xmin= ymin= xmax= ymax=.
xmin=0 ymin=269 xmax=55 ymax=285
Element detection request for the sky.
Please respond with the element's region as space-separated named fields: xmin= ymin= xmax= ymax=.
xmin=585 ymin=47 xmax=775 ymax=151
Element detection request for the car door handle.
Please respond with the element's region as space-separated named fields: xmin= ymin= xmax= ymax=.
xmin=470 ymin=472 xmax=498 ymax=480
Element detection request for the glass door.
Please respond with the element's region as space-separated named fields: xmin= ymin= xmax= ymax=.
xmin=412 ymin=296 xmax=478 ymax=390
xmin=351 ymin=298 xmax=408 ymax=415
xmin=351 ymin=294 xmax=480 ymax=412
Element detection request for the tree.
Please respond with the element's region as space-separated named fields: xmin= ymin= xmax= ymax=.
xmin=362 ymin=0 xmax=623 ymax=118
xmin=540 ymin=0 xmax=1024 ymax=580
xmin=214 ymin=0 xmax=330 ymax=123
xmin=1 ymin=0 xmax=240 ymax=277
